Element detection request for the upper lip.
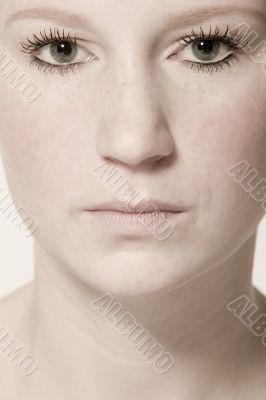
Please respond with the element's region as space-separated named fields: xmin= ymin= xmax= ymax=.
xmin=86 ymin=200 xmax=185 ymax=213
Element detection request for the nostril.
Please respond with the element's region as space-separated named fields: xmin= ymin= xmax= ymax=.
xmin=147 ymin=154 xmax=166 ymax=163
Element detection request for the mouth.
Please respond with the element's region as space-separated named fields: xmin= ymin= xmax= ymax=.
xmin=82 ymin=200 xmax=186 ymax=236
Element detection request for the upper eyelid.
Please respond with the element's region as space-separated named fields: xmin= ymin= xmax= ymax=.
xmin=21 ymin=28 xmax=76 ymax=52
xmin=176 ymin=25 xmax=246 ymax=48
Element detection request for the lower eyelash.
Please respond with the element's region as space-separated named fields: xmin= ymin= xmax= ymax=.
xmin=29 ymin=58 xmax=83 ymax=76
xmin=184 ymin=54 xmax=240 ymax=73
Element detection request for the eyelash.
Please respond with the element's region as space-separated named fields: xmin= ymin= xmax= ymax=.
xmin=21 ymin=28 xmax=84 ymax=76
xmin=21 ymin=25 xmax=248 ymax=76
xmin=28 ymin=58 xmax=83 ymax=76
xmin=175 ymin=25 xmax=247 ymax=73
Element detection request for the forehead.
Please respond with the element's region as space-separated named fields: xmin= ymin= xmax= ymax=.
xmin=2 ymin=0 xmax=266 ymax=24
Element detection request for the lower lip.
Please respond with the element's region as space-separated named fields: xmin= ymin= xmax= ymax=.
xmin=84 ymin=210 xmax=185 ymax=236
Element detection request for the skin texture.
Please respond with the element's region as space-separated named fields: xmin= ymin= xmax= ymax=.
xmin=0 ymin=0 xmax=266 ymax=398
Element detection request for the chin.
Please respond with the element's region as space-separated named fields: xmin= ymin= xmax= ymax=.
xmin=76 ymin=253 xmax=202 ymax=300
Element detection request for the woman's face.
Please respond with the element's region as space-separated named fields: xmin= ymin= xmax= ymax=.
xmin=0 ymin=0 xmax=266 ymax=298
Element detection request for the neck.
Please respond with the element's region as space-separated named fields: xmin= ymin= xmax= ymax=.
xmin=29 ymin=234 xmax=258 ymax=398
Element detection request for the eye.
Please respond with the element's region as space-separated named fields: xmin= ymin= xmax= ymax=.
xmin=169 ymin=25 xmax=245 ymax=73
xmin=181 ymin=38 xmax=232 ymax=64
xmin=36 ymin=40 xmax=89 ymax=65
xmin=21 ymin=29 xmax=97 ymax=75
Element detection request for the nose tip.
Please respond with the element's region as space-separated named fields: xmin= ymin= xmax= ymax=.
xmin=98 ymin=115 xmax=174 ymax=166
xmin=97 ymin=100 xmax=174 ymax=167
xmin=98 ymin=116 xmax=174 ymax=166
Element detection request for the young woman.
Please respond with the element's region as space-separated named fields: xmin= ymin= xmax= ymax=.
xmin=0 ymin=0 xmax=266 ymax=398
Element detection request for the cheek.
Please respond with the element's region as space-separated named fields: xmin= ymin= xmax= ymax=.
xmin=0 ymin=96 xmax=79 ymax=216
xmin=167 ymin=69 xmax=266 ymax=182
xmin=193 ymin=77 xmax=266 ymax=185
xmin=150 ymin=69 xmax=266 ymax=261
xmin=187 ymin=88 xmax=266 ymax=178
xmin=176 ymin=76 xmax=266 ymax=246
xmin=0 ymin=87 xmax=104 ymax=246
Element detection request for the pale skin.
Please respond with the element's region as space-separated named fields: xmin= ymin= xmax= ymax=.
xmin=0 ymin=0 xmax=266 ymax=398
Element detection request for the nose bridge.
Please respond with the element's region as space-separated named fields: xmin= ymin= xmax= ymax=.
xmin=97 ymin=59 xmax=174 ymax=166
xmin=108 ymin=60 xmax=159 ymax=133
xmin=119 ymin=58 xmax=155 ymax=111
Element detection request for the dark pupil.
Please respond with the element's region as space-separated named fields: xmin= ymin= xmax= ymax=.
xmin=50 ymin=40 xmax=77 ymax=63
xmin=196 ymin=40 xmax=215 ymax=54
xmin=56 ymin=41 xmax=72 ymax=56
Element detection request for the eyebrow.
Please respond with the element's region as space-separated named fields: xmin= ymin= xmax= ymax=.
xmin=5 ymin=7 xmax=91 ymax=30
xmin=5 ymin=5 xmax=266 ymax=30
xmin=162 ymin=5 xmax=266 ymax=30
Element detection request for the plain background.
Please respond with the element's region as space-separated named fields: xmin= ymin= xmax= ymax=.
xmin=0 ymin=156 xmax=266 ymax=299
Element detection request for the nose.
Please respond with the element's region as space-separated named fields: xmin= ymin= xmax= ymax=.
xmin=96 ymin=66 xmax=174 ymax=167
